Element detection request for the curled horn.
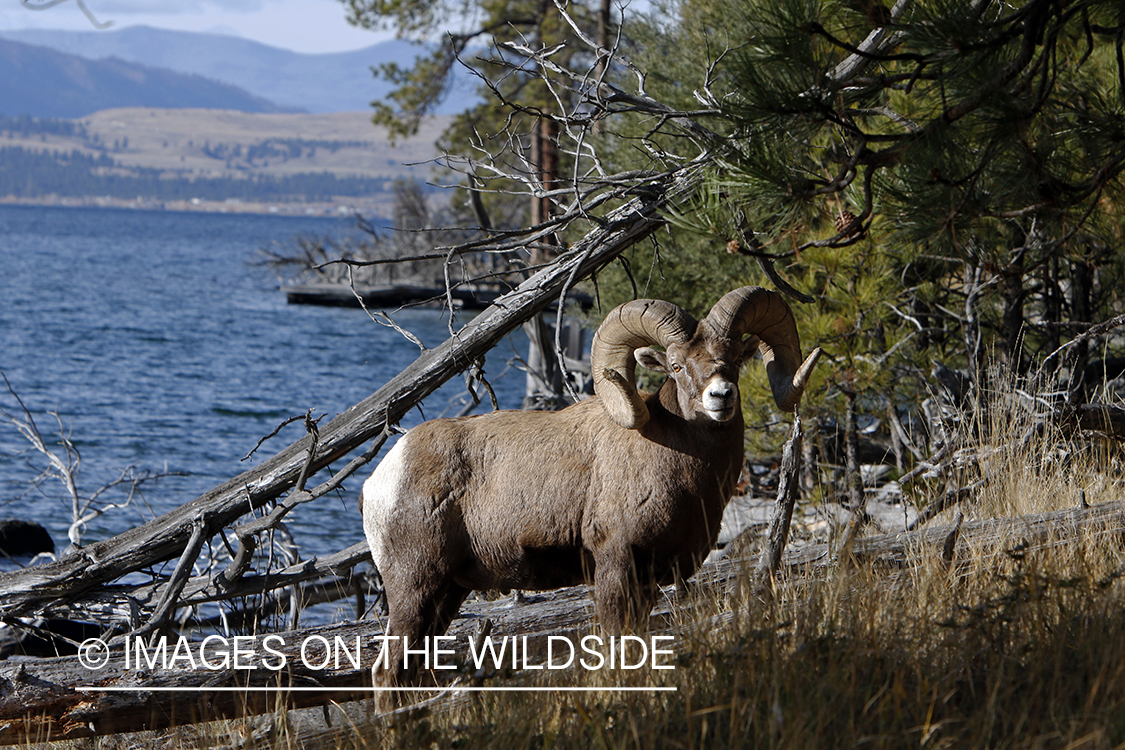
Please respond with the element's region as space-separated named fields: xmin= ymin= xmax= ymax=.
xmin=591 ymin=299 xmax=696 ymax=429
xmin=701 ymin=286 xmax=822 ymax=412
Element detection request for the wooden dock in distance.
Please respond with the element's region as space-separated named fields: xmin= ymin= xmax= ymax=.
xmin=283 ymin=282 xmax=504 ymax=310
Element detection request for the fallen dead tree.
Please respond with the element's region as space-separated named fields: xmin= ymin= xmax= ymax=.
xmin=2 ymin=498 xmax=1121 ymax=744
xmin=45 ymin=543 xmax=374 ymax=628
xmin=0 ymin=162 xmax=701 ymax=626
xmin=0 ymin=582 xmax=597 ymax=742
xmin=786 ymin=497 xmax=1125 ymax=574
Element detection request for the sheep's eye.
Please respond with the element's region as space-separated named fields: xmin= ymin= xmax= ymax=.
xmin=671 ymin=363 xmax=682 ymax=373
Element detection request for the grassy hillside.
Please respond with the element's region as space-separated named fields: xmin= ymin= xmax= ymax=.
xmin=73 ymin=109 xmax=447 ymax=179
xmin=0 ymin=109 xmax=449 ymax=214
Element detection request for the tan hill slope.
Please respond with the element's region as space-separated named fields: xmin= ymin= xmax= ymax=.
xmin=1 ymin=108 xmax=450 ymax=214
xmin=28 ymin=108 xmax=447 ymax=179
xmin=80 ymin=108 xmax=447 ymax=179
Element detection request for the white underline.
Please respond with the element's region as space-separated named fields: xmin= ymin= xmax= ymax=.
xmin=79 ymin=685 xmax=676 ymax=693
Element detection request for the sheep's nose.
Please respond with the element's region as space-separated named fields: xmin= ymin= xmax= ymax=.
xmin=702 ymin=381 xmax=738 ymax=421
xmin=707 ymin=383 xmax=734 ymax=401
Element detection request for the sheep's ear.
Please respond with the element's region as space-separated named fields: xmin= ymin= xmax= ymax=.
xmin=738 ymin=334 xmax=761 ymax=363
xmin=635 ymin=347 xmax=669 ymax=373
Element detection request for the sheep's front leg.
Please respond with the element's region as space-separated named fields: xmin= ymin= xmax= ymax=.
xmin=592 ymin=546 xmax=654 ymax=633
xmin=593 ymin=553 xmax=628 ymax=634
xmin=372 ymin=586 xmax=424 ymax=691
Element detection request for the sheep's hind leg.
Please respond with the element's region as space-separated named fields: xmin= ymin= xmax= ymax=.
xmin=592 ymin=549 xmax=628 ymax=634
xmin=371 ymin=571 xmax=440 ymax=692
xmin=371 ymin=573 xmax=470 ymax=711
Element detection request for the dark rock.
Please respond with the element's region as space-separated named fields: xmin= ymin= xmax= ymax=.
xmin=0 ymin=619 xmax=103 ymax=659
xmin=0 ymin=519 xmax=54 ymax=557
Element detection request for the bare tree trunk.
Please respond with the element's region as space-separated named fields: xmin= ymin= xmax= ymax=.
xmin=843 ymin=384 xmax=864 ymax=512
xmin=1001 ymin=267 xmax=1027 ymax=373
xmin=1042 ymin=255 xmax=1061 ymax=354
xmin=799 ymin=415 xmax=818 ymax=498
xmin=524 ymin=112 xmax=567 ymax=409
xmin=523 ymin=313 xmax=566 ymax=409
xmin=833 ymin=383 xmax=868 ymax=562
xmin=755 ymin=416 xmax=803 ymax=588
xmin=1068 ymin=253 xmax=1094 ymax=402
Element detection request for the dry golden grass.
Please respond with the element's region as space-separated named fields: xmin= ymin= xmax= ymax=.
xmin=273 ymin=376 xmax=1123 ymax=750
xmin=303 ymin=536 xmax=1125 ymax=750
xmin=42 ymin=375 xmax=1125 ymax=750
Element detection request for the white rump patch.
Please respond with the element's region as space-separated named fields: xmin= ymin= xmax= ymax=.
xmin=362 ymin=434 xmax=410 ymax=573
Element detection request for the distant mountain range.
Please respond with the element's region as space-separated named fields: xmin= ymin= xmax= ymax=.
xmin=0 ymin=25 xmax=479 ymax=116
xmin=0 ymin=37 xmax=295 ymax=118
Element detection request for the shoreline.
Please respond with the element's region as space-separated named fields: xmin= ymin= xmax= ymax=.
xmin=0 ymin=193 xmax=389 ymax=218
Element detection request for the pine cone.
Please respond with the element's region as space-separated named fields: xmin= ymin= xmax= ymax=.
xmin=725 ymin=238 xmax=741 ymax=254
xmin=835 ymin=209 xmax=863 ymax=237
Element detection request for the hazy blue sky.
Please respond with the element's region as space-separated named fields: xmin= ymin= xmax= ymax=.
xmin=4 ymin=0 xmax=396 ymax=54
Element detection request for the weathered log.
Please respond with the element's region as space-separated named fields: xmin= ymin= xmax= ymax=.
xmin=1073 ymin=402 xmax=1125 ymax=439
xmin=779 ymin=498 xmax=1125 ymax=576
xmin=0 ymin=622 xmax=377 ymax=743
xmin=0 ymin=166 xmax=702 ymax=622
xmin=5 ymin=500 xmax=1122 ymax=744
xmin=754 ymin=416 xmax=803 ymax=587
xmin=0 ymin=583 xmax=597 ymax=743
xmin=44 ymin=543 xmax=373 ymax=626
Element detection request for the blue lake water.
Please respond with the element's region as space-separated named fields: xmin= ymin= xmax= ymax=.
xmin=0 ymin=204 xmax=530 ymax=569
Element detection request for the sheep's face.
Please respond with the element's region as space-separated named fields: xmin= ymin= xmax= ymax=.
xmin=635 ymin=336 xmax=752 ymax=424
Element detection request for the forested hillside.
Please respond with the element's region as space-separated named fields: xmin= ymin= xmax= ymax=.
xmin=0 ymin=145 xmax=388 ymax=203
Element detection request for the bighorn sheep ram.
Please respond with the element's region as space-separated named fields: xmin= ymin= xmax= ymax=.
xmin=361 ymin=286 xmax=821 ymax=683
